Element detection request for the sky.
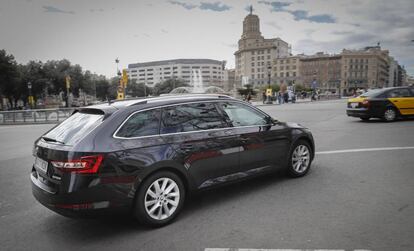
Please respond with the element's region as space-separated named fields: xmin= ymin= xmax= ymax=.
xmin=1 ymin=0 xmax=414 ymax=77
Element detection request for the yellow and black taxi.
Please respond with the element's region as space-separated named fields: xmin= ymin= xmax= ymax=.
xmin=347 ymin=87 xmax=414 ymax=121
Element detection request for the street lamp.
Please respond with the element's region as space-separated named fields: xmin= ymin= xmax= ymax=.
xmin=265 ymin=66 xmax=273 ymax=104
xmin=115 ymin=58 xmax=121 ymax=76
xmin=27 ymin=82 xmax=33 ymax=108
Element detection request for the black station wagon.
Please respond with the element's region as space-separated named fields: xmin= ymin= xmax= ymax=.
xmin=31 ymin=94 xmax=315 ymax=227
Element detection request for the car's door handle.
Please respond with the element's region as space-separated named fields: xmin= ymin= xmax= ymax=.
xmin=240 ymin=137 xmax=249 ymax=143
xmin=181 ymin=144 xmax=194 ymax=153
xmin=224 ymin=129 xmax=234 ymax=135
xmin=394 ymin=100 xmax=398 ymax=102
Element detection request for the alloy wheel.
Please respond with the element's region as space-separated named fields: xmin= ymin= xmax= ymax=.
xmin=292 ymin=145 xmax=310 ymax=173
xmin=144 ymin=177 xmax=180 ymax=220
xmin=384 ymin=108 xmax=396 ymax=121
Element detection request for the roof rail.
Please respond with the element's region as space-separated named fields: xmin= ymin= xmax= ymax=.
xmin=128 ymin=94 xmax=232 ymax=106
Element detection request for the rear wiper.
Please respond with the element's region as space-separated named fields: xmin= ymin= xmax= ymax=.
xmin=42 ymin=136 xmax=65 ymax=144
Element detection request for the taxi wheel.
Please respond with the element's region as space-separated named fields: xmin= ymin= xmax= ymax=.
xmin=383 ymin=107 xmax=397 ymax=122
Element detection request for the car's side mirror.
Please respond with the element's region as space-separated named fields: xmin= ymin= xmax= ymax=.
xmin=266 ymin=116 xmax=278 ymax=125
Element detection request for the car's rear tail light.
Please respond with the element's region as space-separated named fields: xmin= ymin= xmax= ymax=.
xmin=51 ymin=155 xmax=104 ymax=174
xmin=361 ymin=100 xmax=370 ymax=108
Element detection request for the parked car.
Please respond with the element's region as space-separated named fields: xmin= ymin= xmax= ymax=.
xmin=346 ymin=87 xmax=414 ymax=121
xmin=31 ymin=94 xmax=315 ymax=227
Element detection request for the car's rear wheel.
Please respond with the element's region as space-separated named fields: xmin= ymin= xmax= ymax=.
xmin=383 ymin=107 xmax=397 ymax=122
xmin=133 ymin=171 xmax=185 ymax=227
xmin=287 ymin=140 xmax=312 ymax=177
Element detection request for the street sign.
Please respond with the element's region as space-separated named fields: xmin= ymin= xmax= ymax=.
xmin=311 ymin=80 xmax=317 ymax=89
xmin=122 ymin=69 xmax=128 ymax=87
xmin=117 ymin=86 xmax=124 ymax=100
xmin=266 ymin=88 xmax=272 ymax=96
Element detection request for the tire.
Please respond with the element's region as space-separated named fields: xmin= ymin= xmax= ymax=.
xmin=133 ymin=171 xmax=185 ymax=227
xmin=383 ymin=107 xmax=397 ymax=122
xmin=287 ymin=140 xmax=313 ymax=178
xmin=360 ymin=117 xmax=370 ymax=121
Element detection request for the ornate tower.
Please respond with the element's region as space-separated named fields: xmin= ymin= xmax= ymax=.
xmin=241 ymin=6 xmax=262 ymax=39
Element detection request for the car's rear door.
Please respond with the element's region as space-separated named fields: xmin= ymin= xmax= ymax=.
xmin=159 ymin=102 xmax=241 ymax=189
xmin=387 ymin=88 xmax=414 ymax=115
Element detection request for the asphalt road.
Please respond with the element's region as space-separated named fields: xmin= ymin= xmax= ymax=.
xmin=0 ymin=99 xmax=413 ymax=251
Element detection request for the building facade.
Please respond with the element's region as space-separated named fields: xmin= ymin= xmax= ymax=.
xmin=388 ymin=57 xmax=399 ymax=87
xmin=300 ymin=52 xmax=342 ymax=93
xmin=126 ymin=59 xmax=226 ymax=88
xmin=272 ymin=55 xmax=304 ymax=87
xmin=223 ymin=69 xmax=236 ymax=91
xmin=340 ymin=46 xmax=389 ymax=94
xmin=234 ymin=8 xmax=290 ymax=86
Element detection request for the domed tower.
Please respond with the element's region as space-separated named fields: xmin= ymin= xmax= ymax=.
xmin=241 ymin=6 xmax=262 ymax=39
xmin=234 ymin=5 xmax=290 ymax=88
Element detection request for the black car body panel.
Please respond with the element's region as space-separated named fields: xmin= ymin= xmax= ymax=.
xmin=31 ymin=95 xmax=315 ymax=216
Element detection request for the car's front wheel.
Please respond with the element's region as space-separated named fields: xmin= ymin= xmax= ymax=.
xmin=287 ymin=140 xmax=312 ymax=177
xmin=134 ymin=171 xmax=185 ymax=227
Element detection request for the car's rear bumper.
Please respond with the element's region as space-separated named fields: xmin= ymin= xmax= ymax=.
xmin=31 ymin=171 xmax=133 ymax=217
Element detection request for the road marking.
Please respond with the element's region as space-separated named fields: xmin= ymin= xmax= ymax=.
xmin=205 ymin=249 xmax=371 ymax=251
xmin=316 ymin=146 xmax=414 ymax=155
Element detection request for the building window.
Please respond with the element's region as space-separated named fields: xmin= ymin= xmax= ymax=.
xmin=251 ymin=62 xmax=255 ymax=67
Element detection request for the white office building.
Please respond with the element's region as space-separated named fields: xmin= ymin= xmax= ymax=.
xmin=126 ymin=59 xmax=226 ymax=88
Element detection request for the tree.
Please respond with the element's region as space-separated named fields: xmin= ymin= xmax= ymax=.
xmin=0 ymin=50 xmax=20 ymax=109
xmin=237 ymin=84 xmax=257 ymax=96
xmin=127 ymin=79 xmax=152 ymax=97
xmin=153 ymin=79 xmax=188 ymax=96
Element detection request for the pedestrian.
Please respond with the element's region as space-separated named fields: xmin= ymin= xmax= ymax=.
xmin=262 ymin=91 xmax=266 ymax=104
xmin=247 ymin=93 xmax=252 ymax=103
xmin=277 ymin=91 xmax=282 ymax=104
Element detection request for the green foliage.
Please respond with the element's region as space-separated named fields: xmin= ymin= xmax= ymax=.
xmin=237 ymin=84 xmax=257 ymax=96
xmin=153 ymin=79 xmax=188 ymax=96
xmin=0 ymin=50 xmax=114 ymax=109
xmin=127 ymin=79 xmax=153 ymax=97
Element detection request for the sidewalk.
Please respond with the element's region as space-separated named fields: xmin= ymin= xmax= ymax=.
xmin=251 ymin=98 xmax=312 ymax=107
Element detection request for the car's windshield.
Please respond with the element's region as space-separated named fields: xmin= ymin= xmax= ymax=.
xmin=359 ymin=89 xmax=385 ymax=98
xmin=42 ymin=112 xmax=103 ymax=145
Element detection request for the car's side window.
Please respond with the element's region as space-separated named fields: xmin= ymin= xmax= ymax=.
xmin=116 ymin=109 xmax=161 ymax=138
xmin=218 ymin=102 xmax=268 ymax=127
xmin=388 ymin=89 xmax=411 ymax=98
xmin=409 ymin=89 xmax=414 ymax=97
xmin=399 ymin=89 xmax=412 ymax=97
xmin=160 ymin=103 xmax=228 ymax=134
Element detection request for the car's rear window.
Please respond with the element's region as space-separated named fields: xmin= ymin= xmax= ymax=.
xmin=43 ymin=112 xmax=103 ymax=145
